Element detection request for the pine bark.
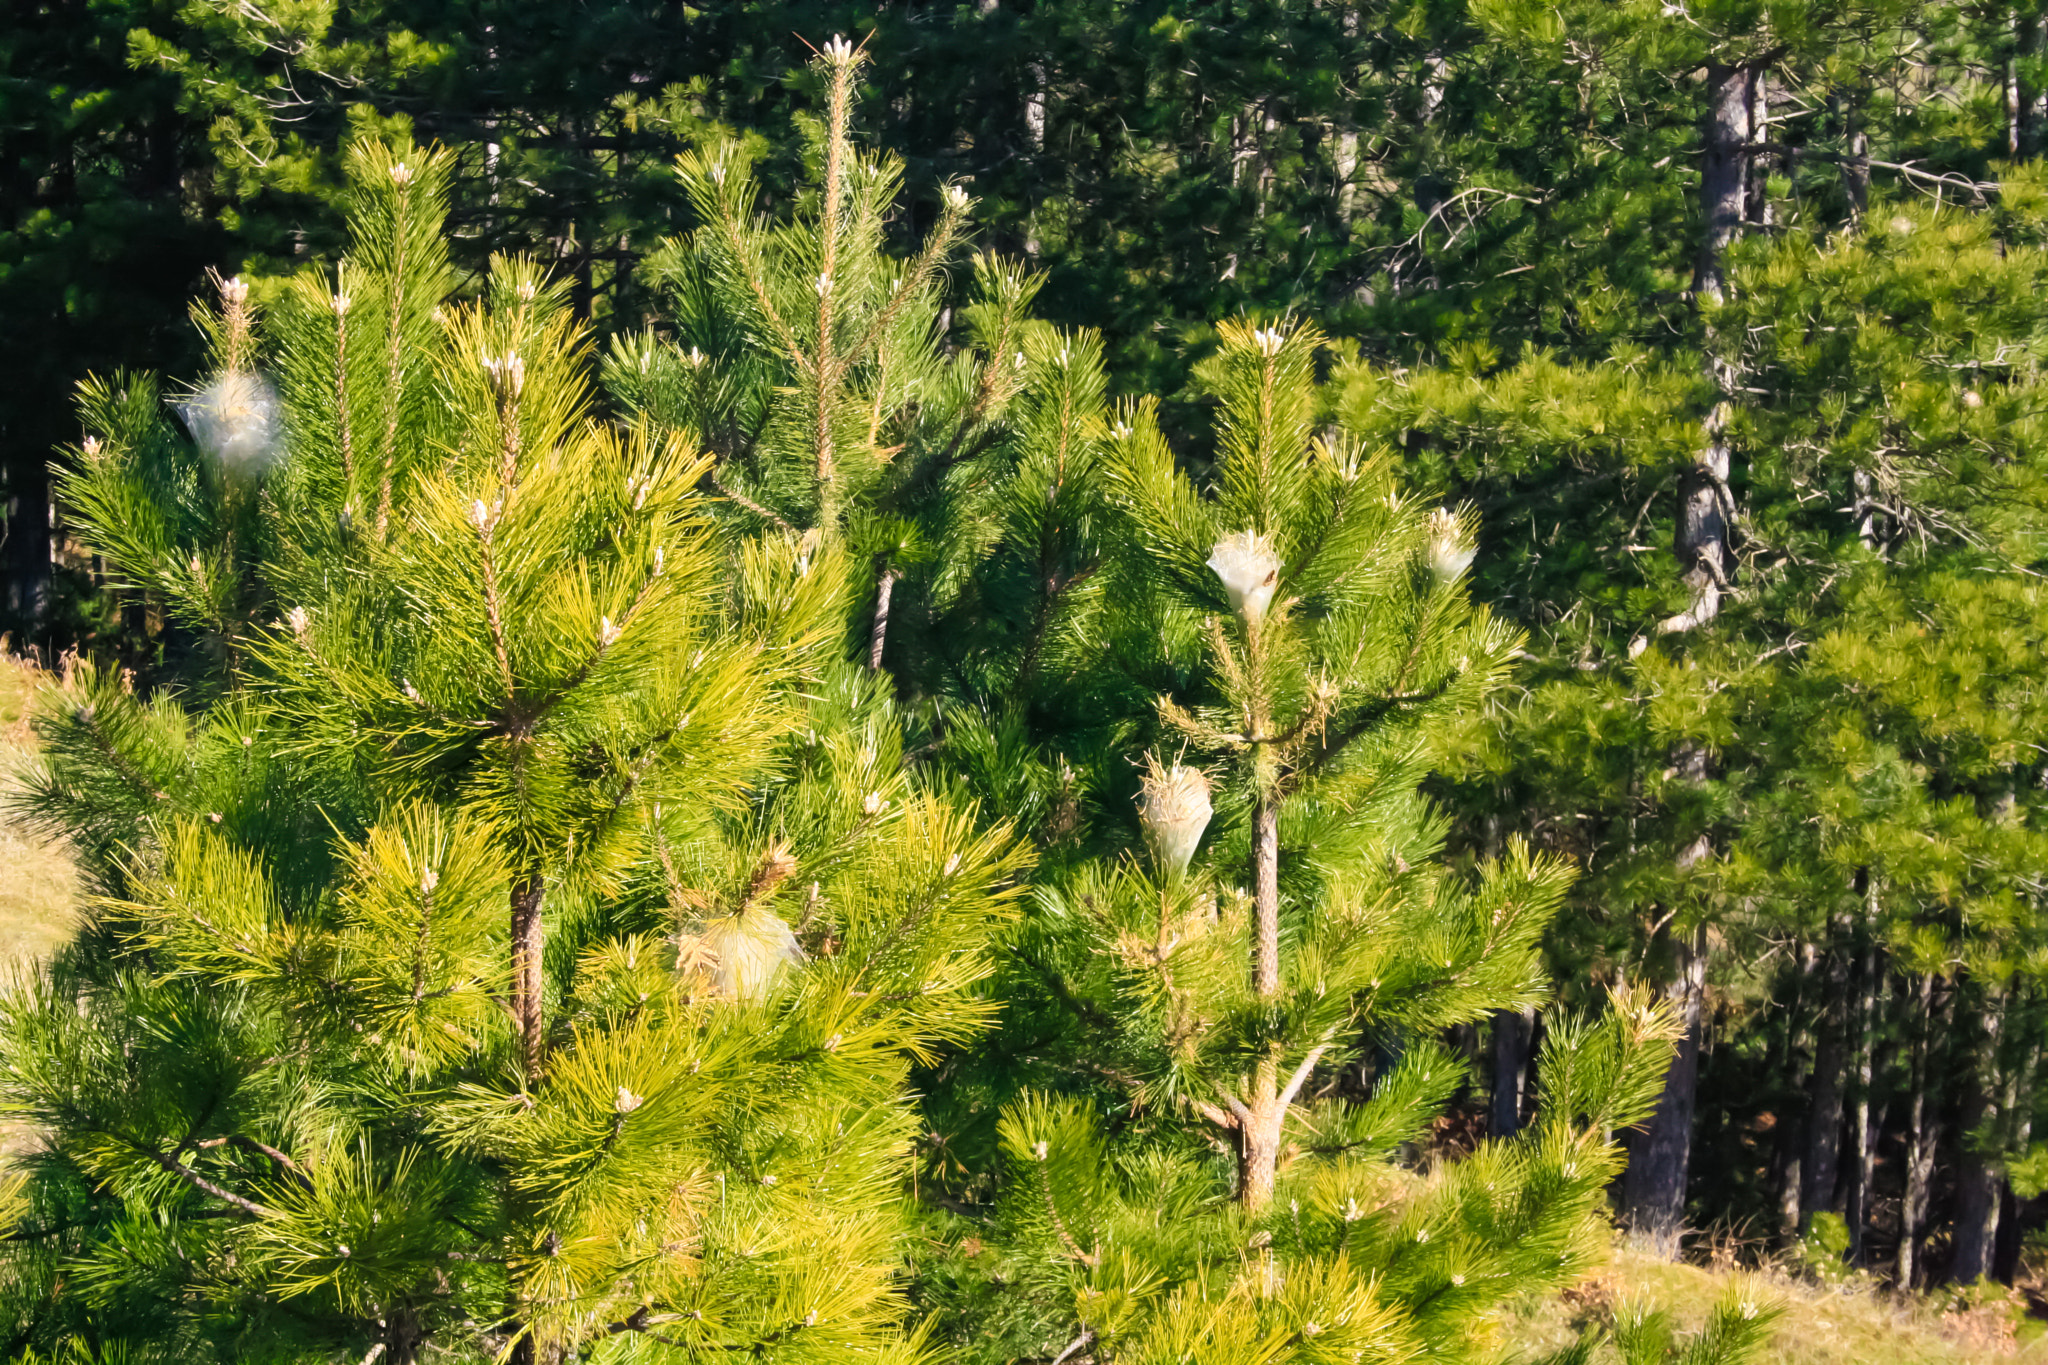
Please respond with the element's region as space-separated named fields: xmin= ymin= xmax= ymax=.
xmin=1491 ymin=1004 xmax=1536 ymax=1138
xmin=1844 ymin=929 xmax=1881 ymax=1263
xmin=1896 ymin=974 xmax=1942 ymax=1289
xmin=1623 ymin=921 xmax=1707 ymax=1254
xmin=1799 ymin=936 xmax=1850 ymax=1227
xmin=1774 ymin=942 xmax=1817 ymax=1231
xmin=1234 ymin=792 xmax=1285 ymax=1211
xmin=383 ymin=1309 xmax=426 ymax=1365
xmin=511 ymin=874 xmax=547 ymax=1085
xmin=2010 ymin=7 xmax=2042 ymax=160
xmin=1845 ymin=124 xmax=1870 ymax=221
xmin=4 ymin=468 xmax=51 ymax=642
xmin=1745 ymin=69 xmax=1772 ymax=228
xmin=1665 ymin=60 xmax=1752 ymax=639
xmin=867 ymin=563 xmax=899 ymax=671
xmin=1250 ymin=796 xmax=1280 ymax=998
xmin=1239 ymin=1062 xmax=1283 ymax=1214
xmin=1994 ymin=1039 xmax=2038 ymax=1282
xmin=1694 ymin=63 xmax=1752 ymax=305
xmin=1952 ymin=986 xmax=2008 ymax=1284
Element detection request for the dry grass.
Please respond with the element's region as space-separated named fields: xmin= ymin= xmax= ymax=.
xmin=0 ymin=657 xmax=73 ymax=967
xmin=0 ymin=655 xmax=76 ymax=1159
xmin=1505 ymin=1240 xmax=2048 ymax=1363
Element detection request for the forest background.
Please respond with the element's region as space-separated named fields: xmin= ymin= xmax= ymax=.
xmin=9 ymin=0 xmax=2048 ymax=1351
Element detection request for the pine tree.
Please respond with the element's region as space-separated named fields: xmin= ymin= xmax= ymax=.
xmin=605 ymin=37 xmax=1101 ymax=704
xmin=1 ymin=135 xmax=1029 ymax=1364
xmin=610 ymin=36 xmax=1151 ymax=863
xmin=920 ymin=319 xmax=1692 ymax=1365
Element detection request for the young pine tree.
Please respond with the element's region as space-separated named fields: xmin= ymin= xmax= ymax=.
xmin=605 ymin=37 xmax=1123 ymax=739
xmin=952 ymin=320 xmax=1692 ymax=1365
xmin=2 ymin=139 xmax=1028 ymax=1364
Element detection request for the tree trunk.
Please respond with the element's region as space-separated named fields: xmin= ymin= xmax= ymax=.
xmin=1660 ymin=63 xmax=1753 ymax=640
xmin=3 ymin=464 xmax=51 ymax=646
xmin=1952 ymin=985 xmax=2008 ymax=1284
xmin=1745 ymin=69 xmax=1773 ymax=228
xmin=1238 ymin=1064 xmax=1283 ymax=1214
xmin=1623 ymin=921 xmax=1707 ymax=1255
xmin=867 ymin=563 xmax=899 ymax=671
xmin=1694 ymin=63 xmax=1752 ymax=304
xmin=1994 ymin=1035 xmax=2039 ymax=1282
xmin=1800 ymin=935 xmax=1850 ymax=1227
xmin=2010 ymin=6 xmax=2042 ymax=160
xmin=1845 ymin=124 xmax=1870 ymax=221
xmin=1896 ymin=974 xmax=1938 ymax=1288
xmin=1491 ymin=1004 xmax=1537 ymax=1138
xmin=511 ymin=874 xmax=547 ymax=1085
xmin=1250 ymin=795 xmax=1280 ymax=997
xmin=1774 ymin=941 xmax=1817 ymax=1231
xmin=1024 ymin=63 xmax=1047 ymax=151
xmin=1845 ymin=890 xmax=1882 ymax=1263
xmin=1234 ymin=793 xmax=1285 ymax=1209
xmin=383 ymin=1307 xmax=426 ymax=1365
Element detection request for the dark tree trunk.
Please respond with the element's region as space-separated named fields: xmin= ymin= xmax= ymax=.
xmin=1694 ymin=63 xmax=1753 ymax=304
xmin=1800 ymin=932 xmax=1850 ymax=1226
xmin=1745 ymin=69 xmax=1772 ymax=228
xmin=1623 ymin=922 xmax=1707 ymax=1255
xmin=1665 ymin=60 xmax=1754 ymax=640
xmin=2010 ymin=8 xmax=2043 ymax=160
xmin=1897 ymin=975 xmax=1947 ymax=1289
xmin=1491 ymin=1004 xmax=1536 ymax=1138
xmin=1845 ymin=900 xmax=1882 ymax=1263
xmin=383 ymin=1308 xmax=426 ymax=1365
xmin=1773 ymin=941 xmax=1817 ymax=1231
xmin=1952 ymin=987 xmax=2008 ymax=1284
xmin=1993 ymin=1037 xmax=2039 ymax=1283
xmin=3 ymin=463 xmax=51 ymax=645
xmin=1845 ymin=126 xmax=1870 ymax=220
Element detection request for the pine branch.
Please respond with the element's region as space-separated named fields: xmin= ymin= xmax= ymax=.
xmin=845 ymin=199 xmax=967 ymax=366
xmin=1307 ymin=680 xmax=1455 ymax=774
xmin=868 ymin=562 xmax=900 ymax=671
xmin=333 ymin=264 xmax=356 ymax=489
xmin=195 ymin=1132 xmax=304 ymax=1179
xmin=143 ymin=1147 xmax=276 ymax=1220
xmin=1277 ymin=1040 xmax=1334 ymax=1110
xmin=1030 ymin=1149 xmax=1098 ymax=1267
xmin=70 ymin=703 xmax=171 ymax=803
xmin=704 ymin=471 xmax=794 ymax=532
xmin=376 ymin=189 xmax=411 ymax=540
xmin=1005 ymin=945 xmax=1117 ymax=1032
xmin=471 ymin=508 xmax=516 ymax=699
xmin=410 ymin=875 xmax=437 ymax=1002
xmin=505 ymin=566 xmax=661 ymax=736
xmin=812 ymin=53 xmax=853 ymax=506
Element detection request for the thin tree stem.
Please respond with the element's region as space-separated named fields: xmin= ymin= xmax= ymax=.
xmin=510 ymin=873 xmax=547 ymax=1085
xmin=868 ymin=562 xmax=899 ymax=671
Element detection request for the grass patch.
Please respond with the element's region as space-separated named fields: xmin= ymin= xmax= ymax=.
xmin=1505 ymin=1240 xmax=2048 ymax=1362
xmin=0 ymin=657 xmax=72 ymax=967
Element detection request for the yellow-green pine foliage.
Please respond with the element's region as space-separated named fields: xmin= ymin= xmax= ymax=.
xmin=945 ymin=319 xmax=1684 ymax=1365
xmin=3 ymin=137 xmax=1030 ymax=1365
